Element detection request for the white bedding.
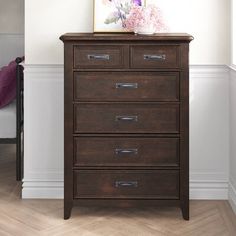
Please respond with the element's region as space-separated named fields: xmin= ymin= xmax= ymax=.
xmin=0 ymin=101 xmax=16 ymax=138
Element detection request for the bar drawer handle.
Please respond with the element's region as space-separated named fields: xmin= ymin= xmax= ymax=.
xmin=116 ymin=116 xmax=138 ymax=122
xmin=116 ymin=83 xmax=138 ymax=89
xmin=115 ymin=148 xmax=138 ymax=155
xmin=88 ymin=54 xmax=110 ymax=60
xmin=144 ymin=54 xmax=166 ymax=61
xmin=115 ymin=181 xmax=138 ymax=188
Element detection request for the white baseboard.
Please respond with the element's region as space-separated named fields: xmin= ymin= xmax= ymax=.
xmin=22 ymin=179 xmax=228 ymax=200
xmin=22 ymin=181 xmax=63 ymax=199
xmin=190 ymin=181 xmax=228 ymax=200
xmin=229 ymin=182 xmax=236 ymax=215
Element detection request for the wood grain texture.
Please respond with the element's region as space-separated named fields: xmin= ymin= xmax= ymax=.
xmin=179 ymin=43 xmax=190 ymax=220
xmin=74 ymin=72 xmax=180 ymax=102
xmin=74 ymin=170 xmax=179 ymax=199
xmin=74 ymin=103 xmax=180 ymax=134
xmin=130 ymin=45 xmax=180 ymax=69
xmin=64 ymin=43 xmax=74 ymax=219
xmin=60 ymin=33 xmax=194 ymax=42
xmin=61 ymin=33 xmax=191 ymax=220
xmin=74 ymin=45 xmax=128 ymax=69
xmin=73 ymin=137 xmax=180 ymax=167
xmin=0 ymin=144 xmax=236 ymax=235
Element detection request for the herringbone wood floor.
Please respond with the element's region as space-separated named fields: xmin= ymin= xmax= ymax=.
xmin=0 ymin=144 xmax=236 ymax=236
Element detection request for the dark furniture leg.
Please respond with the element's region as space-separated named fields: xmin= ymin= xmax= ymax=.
xmin=181 ymin=202 xmax=189 ymax=220
xmin=16 ymin=57 xmax=24 ymax=181
xmin=64 ymin=201 xmax=73 ymax=220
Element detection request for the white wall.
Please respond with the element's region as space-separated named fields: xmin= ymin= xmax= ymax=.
xmin=25 ymin=0 xmax=93 ymax=65
xmin=25 ymin=0 xmax=230 ymax=65
xmin=0 ymin=0 xmax=24 ymax=67
xmin=0 ymin=0 xmax=24 ymax=34
xmin=232 ymin=0 xmax=236 ymax=65
xmin=149 ymin=0 xmax=230 ymax=65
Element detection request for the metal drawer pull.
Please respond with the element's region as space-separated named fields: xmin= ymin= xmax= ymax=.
xmin=116 ymin=83 xmax=138 ymax=89
xmin=115 ymin=181 xmax=138 ymax=188
xmin=88 ymin=54 xmax=110 ymax=60
xmin=116 ymin=116 xmax=138 ymax=122
xmin=144 ymin=54 xmax=166 ymax=61
xmin=115 ymin=148 xmax=138 ymax=155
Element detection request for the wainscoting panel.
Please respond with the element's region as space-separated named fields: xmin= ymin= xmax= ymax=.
xmin=22 ymin=65 xmax=230 ymax=200
xmin=23 ymin=65 xmax=64 ymax=199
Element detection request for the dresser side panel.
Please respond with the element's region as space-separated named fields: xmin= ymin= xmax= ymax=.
xmin=64 ymin=42 xmax=74 ymax=219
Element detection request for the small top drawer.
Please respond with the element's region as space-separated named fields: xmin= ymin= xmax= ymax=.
xmin=74 ymin=45 xmax=127 ymax=69
xmin=130 ymin=45 xmax=180 ymax=69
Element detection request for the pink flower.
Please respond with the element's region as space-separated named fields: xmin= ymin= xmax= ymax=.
xmin=124 ymin=5 xmax=168 ymax=33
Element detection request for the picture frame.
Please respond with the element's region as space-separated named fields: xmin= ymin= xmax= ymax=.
xmin=93 ymin=0 xmax=146 ymax=33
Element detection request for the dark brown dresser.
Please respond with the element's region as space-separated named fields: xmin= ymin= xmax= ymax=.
xmin=60 ymin=33 xmax=193 ymax=220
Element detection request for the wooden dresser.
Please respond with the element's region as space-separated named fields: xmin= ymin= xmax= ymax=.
xmin=60 ymin=33 xmax=193 ymax=220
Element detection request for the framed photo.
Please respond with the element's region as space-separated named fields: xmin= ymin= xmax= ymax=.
xmin=94 ymin=0 xmax=146 ymax=33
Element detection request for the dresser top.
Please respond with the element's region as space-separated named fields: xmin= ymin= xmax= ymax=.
xmin=60 ymin=33 xmax=193 ymax=42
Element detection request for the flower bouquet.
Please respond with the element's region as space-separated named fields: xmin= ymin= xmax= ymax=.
xmin=124 ymin=5 xmax=168 ymax=34
xmin=95 ymin=0 xmax=167 ymax=33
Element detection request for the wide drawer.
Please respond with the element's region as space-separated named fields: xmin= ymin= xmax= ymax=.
xmin=130 ymin=45 xmax=180 ymax=69
xmin=74 ymin=72 xmax=180 ymax=102
xmin=74 ymin=45 xmax=126 ymax=69
xmin=74 ymin=137 xmax=179 ymax=167
xmin=74 ymin=103 xmax=180 ymax=134
xmin=74 ymin=170 xmax=179 ymax=199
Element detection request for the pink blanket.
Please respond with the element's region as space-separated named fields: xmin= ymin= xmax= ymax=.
xmin=0 ymin=60 xmax=17 ymax=108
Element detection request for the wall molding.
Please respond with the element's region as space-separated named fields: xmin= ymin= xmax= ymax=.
xmin=229 ymin=64 xmax=236 ymax=71
xmin=24 ymin=64 xmax=230 ymax=77
xmin=24 ymin=64 xmax=64 ymax=76
xmin=229 ymin=65 xmax=236 ymax=76
xmin=190 ymin=65 xmax=229 ymax=78
xmin=190 ymin=180 xmax=228 ymax=200
xmin=22 ymin=64 xmax=230 ymax=201
xmin=22 ymin=180 xmax=63 ymax=199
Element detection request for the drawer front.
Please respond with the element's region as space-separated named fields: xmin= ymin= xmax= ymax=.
xmin=130 ymin=45 xmax=179 ymax=69
xmin=74 ymin=103 xmax=180 ymax=134
xmin=74 ymin=137 xmax=179 ymax=167
xmin=74 ymin=170 xmax=179 ymax=199
xmin=74 ymin=45 xmax=126 ymax=69
xmin=74 ymin=72 xmax=180 ymax=102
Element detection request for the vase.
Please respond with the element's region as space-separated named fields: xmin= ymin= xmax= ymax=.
xmin=134 ymin=24 xmax=156 ymax=35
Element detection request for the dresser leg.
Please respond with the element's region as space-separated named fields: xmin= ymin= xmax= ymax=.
xmin=64 ymin=203 xmax=72 ymax=220
xmin=181 ymin=203 xmax=189 ymax=220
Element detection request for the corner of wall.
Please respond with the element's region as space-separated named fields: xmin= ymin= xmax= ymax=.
xmin=229 ymin=66 xmax=236 ymax=215
xmin=229 ymin=180 xmax=236 ymax=214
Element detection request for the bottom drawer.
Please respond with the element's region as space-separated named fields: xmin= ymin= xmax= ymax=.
xmin=74 ymin=170 xmax=179 ymax=199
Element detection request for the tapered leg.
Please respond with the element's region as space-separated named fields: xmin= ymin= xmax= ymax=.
xmin=64 ymin=202 xmax=72 ymax=220
xmin=181 ymin=202 xmax=189 ymax=220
